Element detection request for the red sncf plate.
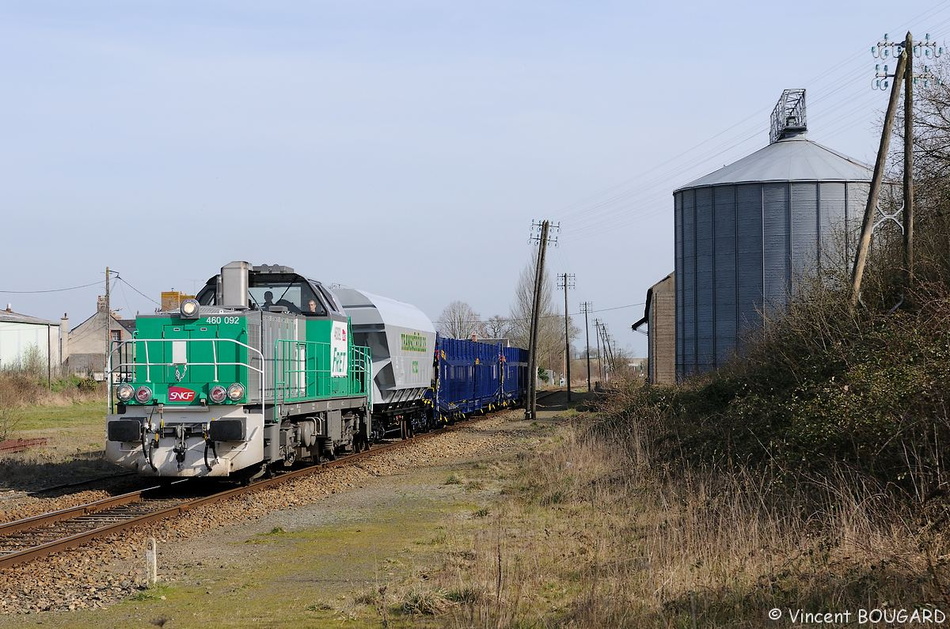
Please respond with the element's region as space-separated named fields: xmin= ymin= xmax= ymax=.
xmin=168 ymin=386 xmax=197 ymax=402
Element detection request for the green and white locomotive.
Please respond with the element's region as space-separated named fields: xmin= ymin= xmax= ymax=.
xmin=105 ymin=261 xmax=375 ymax=479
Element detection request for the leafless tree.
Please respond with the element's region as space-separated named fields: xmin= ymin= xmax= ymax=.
xmin=483 ymin=315 xmax=510 ymax=340
xmin=896 ymin=60 xmax=950 ymax=285
xmin=437 ymin=301 xmax=485 ymax=339
xmin=508 ymin=261 xmax=567 ymax=373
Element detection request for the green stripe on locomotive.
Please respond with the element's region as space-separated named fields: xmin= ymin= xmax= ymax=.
xmin=123 ymin=312 xmax=368 ymax=408
xmin=125 ymin=314 xmax=250 ymax=405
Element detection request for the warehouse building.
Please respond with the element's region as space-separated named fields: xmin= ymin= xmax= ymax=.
xmin=0 ymin=305 xmax=66 ymax=378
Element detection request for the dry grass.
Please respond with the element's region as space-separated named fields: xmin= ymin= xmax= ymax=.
xmin=373 ymin=401 xmax=950 ymax=627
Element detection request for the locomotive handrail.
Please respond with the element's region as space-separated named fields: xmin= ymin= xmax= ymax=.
xmin=271 ymin=340 xmax=372 ymax=421
xmin=107 ymin=338 xmax=265 ymax=411
xmin=109 ymin=338 xmax=265 ymax=381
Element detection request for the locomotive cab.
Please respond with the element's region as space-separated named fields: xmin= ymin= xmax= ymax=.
xmin=194 ymin=264 xmax=344 ymax=318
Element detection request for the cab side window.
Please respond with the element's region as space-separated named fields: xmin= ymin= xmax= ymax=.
xmin=304 ymin=291 xmax=327 ymax=316
xmin=317 ymin=286 xmax=342 ymax=314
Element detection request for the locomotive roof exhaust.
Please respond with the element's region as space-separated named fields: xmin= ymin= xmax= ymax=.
xmin=220 ymin=261 xmax=251 ymax=309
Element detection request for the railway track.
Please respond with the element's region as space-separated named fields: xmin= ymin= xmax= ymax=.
xmin=0 ymin=411 xmax=510 ymax=570
xmin=27 ymin=471 xmax=141 ymax=497
xmin=0 ymin=483 xmax=191 ymax=569
xmin=0 ymin=438 xmax=48 ymax=454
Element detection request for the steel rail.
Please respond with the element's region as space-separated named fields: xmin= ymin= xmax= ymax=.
xmin=0 ymin=438 xmax=48 ymax=453
xmin=0 ymin=484 xmax=170 ymax=537
xmin=0 ymin=400 xmax=540 ymax=570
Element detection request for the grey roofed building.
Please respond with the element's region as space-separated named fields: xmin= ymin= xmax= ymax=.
xmin=0 ymin=308 xmax=59 ymax=326
xmin=0 ymin=305 xmax=66 ymax=374
xmin=67 ymin=296 xmax=136 ymax=380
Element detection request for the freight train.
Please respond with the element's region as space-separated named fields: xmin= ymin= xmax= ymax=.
xmin=104 ymin=261 xmax=528 ymax=479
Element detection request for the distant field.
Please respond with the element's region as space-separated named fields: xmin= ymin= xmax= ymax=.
xmin=9 ymin=400 xmax=105 ymax=454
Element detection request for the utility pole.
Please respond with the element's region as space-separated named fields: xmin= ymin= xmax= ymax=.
xmin=581 ymin=301 xmax=592 ymax=392
xmin=525 ymin=220 xmax=558 ymax=419
xmin=104 ymin=266 xmax=111 ymax=407
xmin=557 ymin=273 xmax=575 ymax=401
xmin=593 ymin=318 xmax=603 ymax=384
xmin=599 ymin=324 xmax=613 ymax=383
xmin=903 ymin=31 xmax=915 ymax=290
xmin=594 ymin=321 xmax=616 ymax=384
xmin=852 ymin=44 xmax=907 ymax=310
xmin=857 ymin=32 xmax=942 ymax=308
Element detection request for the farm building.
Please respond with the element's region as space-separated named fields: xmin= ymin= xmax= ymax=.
xmin=0 ymin=305 xmax=66 ymax=377
xmin=632 ymin=273 xmax=675 ymax=385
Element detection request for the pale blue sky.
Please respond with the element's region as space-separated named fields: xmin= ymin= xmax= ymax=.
xmin=3 ymin=1 xmax=949 ymax=356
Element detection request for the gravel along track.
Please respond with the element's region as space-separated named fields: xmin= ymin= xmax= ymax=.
xmin=0 ymin=403 xmax=563 ymax=620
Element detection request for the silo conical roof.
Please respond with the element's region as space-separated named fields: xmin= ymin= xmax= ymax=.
xmin=675 ymin=134 xmax=872 ymax=192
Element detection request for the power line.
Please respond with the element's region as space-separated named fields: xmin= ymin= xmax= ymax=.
xmin=433 ymin=301 xmax=644 ymax=328
xmin=113 ymin=275 xmax=161 ymax=307
xmin=0 ymin=280 xmax=101 ymax=294
xmin=550 ymin=4 xmax=950 ymax=243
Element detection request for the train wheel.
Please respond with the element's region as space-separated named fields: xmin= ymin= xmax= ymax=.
xmin=355 ymin=421 xmax=370 ymax=452
xmin=399 ymin=417 xmax=414 ymax=440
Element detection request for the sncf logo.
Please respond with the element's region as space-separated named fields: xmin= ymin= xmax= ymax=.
xmin=168 ymin=386 xmax=197 ymax=402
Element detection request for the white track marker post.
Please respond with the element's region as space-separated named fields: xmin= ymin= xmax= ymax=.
xmin=146 ymin=537 xmax=158 ymax=585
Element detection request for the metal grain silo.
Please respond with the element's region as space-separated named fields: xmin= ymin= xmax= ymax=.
xmin=673 ymin=90 xmax=872 ymax=380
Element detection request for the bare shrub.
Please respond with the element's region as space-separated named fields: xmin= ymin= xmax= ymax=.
xmin=0 ymin=371 xmax=102 ymax=440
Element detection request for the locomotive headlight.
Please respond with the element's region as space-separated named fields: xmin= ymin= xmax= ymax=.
xmin=227 ymin=383 xmax=245 ymax=401
xmin=116 ymin=383 xmax=135 ymax=402
xmin=180 ymin=299 xmax=200 ymax=319
xmin=134 ymin=386 xmax=153 ymax=403
xmin=209 ymin=385 xmax=227 ymax=404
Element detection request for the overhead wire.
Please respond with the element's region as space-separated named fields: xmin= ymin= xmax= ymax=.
xmin=552 ymin=4 xmax=950 ymax=242
xmin=544 ymin=4 xmax=950 ymax=352
xmin=0 ymin=280 xmax=102 ymax=294
xmin=113 ymin=275 xmax=162 ymax=307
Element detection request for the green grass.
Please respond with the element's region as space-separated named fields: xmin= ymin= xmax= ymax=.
xmin=16 ymin=400 xmax=105 ymax=433
xmin=127 ymin=584 xmax=173 ymax=602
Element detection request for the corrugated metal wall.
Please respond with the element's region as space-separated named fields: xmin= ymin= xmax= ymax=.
xmin=674 ymin=181 xmax=868 ymax=380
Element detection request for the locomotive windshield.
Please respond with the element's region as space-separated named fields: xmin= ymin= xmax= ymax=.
xmin=193 ymin=273 xmax=330 ymax=316
xmin=248 ymin=283 xmax=326 ymax=315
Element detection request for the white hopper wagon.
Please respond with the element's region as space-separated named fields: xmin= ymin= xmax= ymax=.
xmin=332 ymin=288 xmax=437 ymax=438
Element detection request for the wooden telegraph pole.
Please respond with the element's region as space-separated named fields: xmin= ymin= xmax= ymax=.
xmin=851 ymin=45 xmax=907 ymax=310
xmin=593 ymin=318 xmax=603 ymax=384
xmin=525 ymin=220 xmax=556 ymax=419
xmin=903 ymin=31 xmax=915 ymax=290
xmin=852 ymin=31 xmax=939 ymax=307
xmin=558 ymin=273 xmax=575 ymax=402
xmin=581 ymin=301 xmax=592 ymax=392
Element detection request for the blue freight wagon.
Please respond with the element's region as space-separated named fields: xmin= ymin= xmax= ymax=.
xmin=433 ymin=336 xmax=528 ymax=421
